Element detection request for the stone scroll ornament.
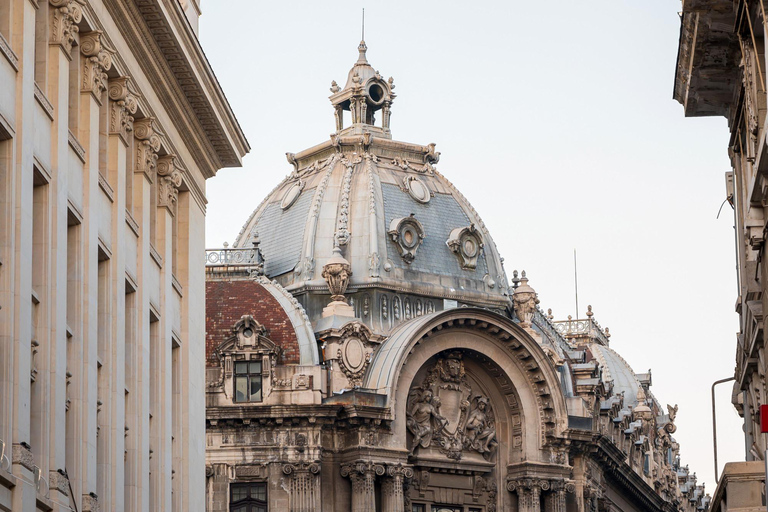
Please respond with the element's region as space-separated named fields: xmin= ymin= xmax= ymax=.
xmin=406 ymin=352 xmax=498 ymax=461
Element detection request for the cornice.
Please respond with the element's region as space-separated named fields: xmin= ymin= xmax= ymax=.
xmin=105 ymin=0 xmax=247 ymax=174
xmin=81 ymin=2 xmax=209 ymax=215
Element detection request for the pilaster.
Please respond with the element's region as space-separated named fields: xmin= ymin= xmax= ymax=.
xmin=340 ymin=461 xmax=384 ymax=512
xmin=282 ymin=461 xmax=321 ymax=512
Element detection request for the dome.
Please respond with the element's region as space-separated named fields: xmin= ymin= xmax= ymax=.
xmin=234 ymin=42 xmax=510 ymax=333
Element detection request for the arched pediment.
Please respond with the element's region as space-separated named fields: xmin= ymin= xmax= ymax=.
xmin=364 ymin=308 xmax=569 ymax=451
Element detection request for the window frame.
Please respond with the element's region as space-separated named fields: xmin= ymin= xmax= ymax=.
xmin=229 ymin=481 xmax=268 ymax=512
xmin=233 ymin=359 xmax=263 ymax=403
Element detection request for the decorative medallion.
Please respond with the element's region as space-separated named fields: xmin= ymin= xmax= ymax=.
xmin=333 ymin=322 xmax=377 ymax=386
xmin=281 ymin=179 xmax=305 ymax=210
xmin=404 ymin=175 xmax=431 ymax=204
xmin=388 ymin=214 xmax=425 ymax=264
xmin=446 ymin=224 xmax=484 ymax=270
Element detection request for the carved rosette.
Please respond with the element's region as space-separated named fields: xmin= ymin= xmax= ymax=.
xmin=446 ymin=224 xmax=483 ymax=270
xmin=282 ymin=461 xmax=321 ymax=512
xmin=157 ymin=155 xmax=183 ymax=216
xmin=388 ymin=214 xmax=425 ymax=264
xmin=340 ymin=461 xmax=385 ymax=512
xmin=511 ymin=271 xmax=539 ymax=329
xmin=133 ymin=118 xmax=161 ymax=182
xmin=322 ymin=247 xmax=352 ymax=302
xmin=80 ymin=31 xmax=113 ymax=102
xmin=108 ymin=77 xmax=137 ymax=144
xmin=49 ymin=0 xmax=84 ymax=56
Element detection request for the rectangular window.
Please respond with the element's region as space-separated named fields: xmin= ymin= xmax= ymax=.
xmin=230 ymin=482 xmax=267 ymax=512
xmin=411 ymin=505 xmax=425 ymax=512
xmin=234 ymin=360 xmax=262 ymax=403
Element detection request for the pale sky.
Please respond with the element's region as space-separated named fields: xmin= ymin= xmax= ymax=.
xmin=200 ymin=0 xmax=740 ymax=490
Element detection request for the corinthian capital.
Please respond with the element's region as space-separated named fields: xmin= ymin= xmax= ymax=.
xmin=49 ymin=0 xmax=84 ymax=56
xmin=134 ymin=118 xmax=161 ymax=182
xmin=157 ymin=155 xmax=183 ymax=216
xmin=108 ymin=77 xmax=138 ymax=144
xmin=80 ymin=31 xmax=114 ymax=102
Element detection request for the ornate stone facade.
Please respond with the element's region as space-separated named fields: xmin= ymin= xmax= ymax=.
xmin=206 ymin=41 xmax=708 ymax=512
xmin=0 ymin=1 xmax=248 ymax=511
xmin=674 ymin=1 xmax=768 ymax=510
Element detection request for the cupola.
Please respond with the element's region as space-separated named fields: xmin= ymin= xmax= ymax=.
xmin=329 ymin=40 xmax=395 ymax=138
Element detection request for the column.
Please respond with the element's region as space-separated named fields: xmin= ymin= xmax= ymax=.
xmin=282 ymin=461 xmax=321 ymax=512
xmin=132 ymin=116 xmax=160 ymax=512
xmin=340 ymin=461 xmax=384 ymax=512
xmin=77 ymin=28 xmax=113 ymax=511
xmin=382 ymin=463 xmax=413 ymax=512
xmin=107 ymin=75 xmax=136 ymax=512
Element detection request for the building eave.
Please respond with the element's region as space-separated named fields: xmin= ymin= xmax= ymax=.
xmin=674 ymin=0 xmax=740 ymax=118
xmin=107 ymin=0 xmax=250 ymax=177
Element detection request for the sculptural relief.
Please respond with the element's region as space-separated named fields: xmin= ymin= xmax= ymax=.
xmin=406 ymin=352 xmax=498 ymax=461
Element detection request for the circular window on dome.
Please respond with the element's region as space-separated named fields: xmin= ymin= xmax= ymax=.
xmin=404 ymin=176 xmax=430 ymax=204
xmin=388 ymin=214 xmax=425 ymax=264
xmin=280 ymin=180 xmax=304 ymax=210
xmin=462 ymin=236 xmax=478 ymax=258
xmin=367 ymin=82 xmax=385 ymax=105
xmin=446 ymin=224 xmax=484 ymax=270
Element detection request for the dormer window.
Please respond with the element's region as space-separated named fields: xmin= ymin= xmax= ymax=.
xmin=234 ymin=360 xmax=263 ymax=403
xmin=214 ymin=314 xmax=281 ymax=405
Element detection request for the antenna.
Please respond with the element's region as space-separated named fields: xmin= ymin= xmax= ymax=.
xmin=574 ymin=249 xmax=580 ymax=318
xmin=362 ymin=8 xmax=365 ymax=41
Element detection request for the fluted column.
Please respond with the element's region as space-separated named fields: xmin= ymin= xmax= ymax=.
xmin=508 ymin=478 xmax=551 ymax=512
xmin=382 ymin=464 xmax=413 ymax=512
xmin=283 ymin=462 xmax=320 ymax=512
xmin=341 ymin=461 xmax=384 ymax=512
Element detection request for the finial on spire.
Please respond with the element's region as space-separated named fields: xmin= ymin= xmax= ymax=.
xmin=357 ymin=8 xmax=369 ymax=65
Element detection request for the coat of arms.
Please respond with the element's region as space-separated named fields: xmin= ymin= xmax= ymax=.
xmin=406 ymin=352 xmax=498 ymax=461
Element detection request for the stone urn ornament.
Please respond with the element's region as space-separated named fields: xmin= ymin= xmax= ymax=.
xmin=512 ymin=270 xmax=539 ymax=328
xmin=322 ymin=246 xmax=353 ymax=303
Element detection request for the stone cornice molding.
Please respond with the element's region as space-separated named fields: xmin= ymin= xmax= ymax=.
xmin=75 ymin=3 xmax=208 ymax=214
xmin=134 ymin=118 xmax=160 ymax=183
xmin=108 ymin=77 xmax=137 ymax=145
xmin=157 ymin=154 xmax=182 ymax=216
xmin=49 ymin=0 xmax=84 ymax=57
xmin=103 ymin=0 xmax=248 ymax=176
xmin=80 ymin=31 xmax=114 ymax=103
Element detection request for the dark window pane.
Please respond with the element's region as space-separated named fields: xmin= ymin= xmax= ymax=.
xmin=234 ymin=377 xmax=248 ymax=402
xmin=250 ymin=361 xmax=262 ymax=374
xmin=250 ymin=376 xmax=262 ymax=402
xmin=252 ymin=483 xmax=266 ymax=501
xmin=411 ymin=505 xmax=425 ymax=512
xmin=235 ymin=362 xmax=249 ymax=374
xmin=230 ymin=505 xmax=246 ymax=512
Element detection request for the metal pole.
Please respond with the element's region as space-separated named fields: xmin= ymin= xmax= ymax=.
xmin=712 ymin=376 xmax=736 ymax=483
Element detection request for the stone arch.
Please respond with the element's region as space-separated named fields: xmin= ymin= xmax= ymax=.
xmin=364 ymin=308 xmax=569 ymax=457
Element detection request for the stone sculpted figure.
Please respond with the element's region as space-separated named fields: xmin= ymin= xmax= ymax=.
xmin=406 ymin=389 xmax=447 ymax=454
xmin=463 ymin=397 xmax=497 ymax=460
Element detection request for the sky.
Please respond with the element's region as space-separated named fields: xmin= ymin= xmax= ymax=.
xmin=199 ymin=0 xmax=741 ymax=490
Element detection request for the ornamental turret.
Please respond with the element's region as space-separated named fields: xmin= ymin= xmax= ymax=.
xmin=329 ymin=40 xmax=395 ymax=138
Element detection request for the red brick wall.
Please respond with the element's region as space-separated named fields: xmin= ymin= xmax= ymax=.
xmin=206 ymin=279 xmax=301 ymax=366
